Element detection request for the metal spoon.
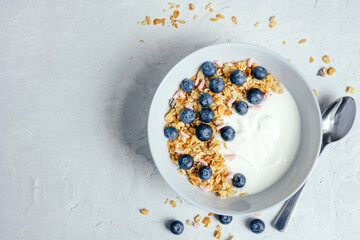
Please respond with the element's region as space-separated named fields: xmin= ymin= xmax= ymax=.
xmin=273 ymin=96 xmax=356 ymax=232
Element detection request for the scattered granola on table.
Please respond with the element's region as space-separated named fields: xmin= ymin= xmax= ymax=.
xmin=299 ymin=39 xmax=308 ymax=44
xmin=140 ymin=208 xmax=149 ymax=215
xmin=347 ymin=86 xmax=355 ymax=94
xmin=322 ymin=55 xmax=331 ymax=64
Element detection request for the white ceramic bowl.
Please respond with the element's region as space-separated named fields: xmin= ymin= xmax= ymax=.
xmin=148 ymin=43 xmax=322 ymax=215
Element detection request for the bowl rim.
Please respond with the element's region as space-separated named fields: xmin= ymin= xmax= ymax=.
xmin=147 ymin=42 xmax=322 ymax=215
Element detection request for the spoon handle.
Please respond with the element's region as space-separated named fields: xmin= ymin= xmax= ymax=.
xmin=272 ymin=183 xmax=305 ymax=231
xmin=273 ymin=145 xmax=324 ymax=232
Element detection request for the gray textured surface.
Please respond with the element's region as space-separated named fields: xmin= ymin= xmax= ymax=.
xmin=0 ymin=0 xmax=359 ymax=239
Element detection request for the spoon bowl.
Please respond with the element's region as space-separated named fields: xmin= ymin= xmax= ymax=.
xmin=322 ymin=97 xmax=356 ymax=147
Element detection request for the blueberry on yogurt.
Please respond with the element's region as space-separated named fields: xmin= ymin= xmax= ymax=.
xmin=199 ymin=93 xmax=213 ymax=107
xmin=247 ymin=88 xmax=264 ymax=105
xmin=170 ymin=220 xmax=184 ymax=235
xmin=230 ymin=70 xmax=246 ymax=86
xmin=220 ymin=126 xmax=236 ymax=141
xmin=180 ymin=109 xmax=196 ymax=124
xmin=234 ymin=101 xmax=249 ymax=116
xmin=178 ymin=154 xmax=194 ymax=170
xmin=209 ymin=77 xmax=225 ymax=93
xmin=164 ymin=126 xmax=178 ymax=140
xmin=232 ymin=173 xmax=246 ymax=188
xmin=180 ymin=78 xmax=195 ymax=93
xmin=249 ymin=219 xmax=265 ymax=234
xmin=218 ymin=215 xmax=233 ymax=225
xmin=196 ymin=123 xmax=213 ymax=141
xmin=202 ymin=61 xmax=217 ymax=77
xmin=198 ymin=166 xmax=213 ymax=180
xmin=253 ymin=66 xmax=268 ymax=80
xmin=200 ymin=108 xmax=215 ymax=123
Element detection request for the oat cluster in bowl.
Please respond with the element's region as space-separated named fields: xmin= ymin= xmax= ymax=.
xmin=164 ymin=59 xmax=284 ymax=198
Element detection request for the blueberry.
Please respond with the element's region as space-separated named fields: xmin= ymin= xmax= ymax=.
xmin=253 ymin=66 xmax=268 ymax=80
xmin=164 ymin=127 xmax=178 ymax=140
xmin=180 ymin=109 xmax=196 ymax=124
xmin=247 ymin=88 xmax=263 ymax=105
xmin=230 ymin=70 xmax=246 ymax=86
xmin=218 ymin=215 xmax=233 ymax=225
xmin=209 ymin=78 xmax=225 ymax=93
xmin=234 ymin=101 xmax=249 ymax=116
xmin=249 ymin=219 xmax=265 ymax=234
xmin=220 ymin=126 xmax=235 ymax=141
xmin=178 ymin=154 xmax=194 ymax=170
xmin=170 ymin=220 xmax=184 ymax=235
xmin=199 ymin=93 xmax=213 ymax=107
xmin=180 ymin=78 xmax=195 ymax=93
xmin=198 ymin=166 xmax=212 ymax=180
xmin=200 ymin=108 xmax=215 ymax=123
xmin=202 ymin=61 xmax=217 ymax=77
xmin=196 ymin=124 xmax=213 ymax=141
xmin=232 ymin=173 xmax=246 ymax=188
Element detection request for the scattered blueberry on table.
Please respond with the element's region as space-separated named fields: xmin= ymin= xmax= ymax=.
xmin=247 ymin=88 xmax=264 ymax=105
xmin=249 ymin=219 xmax=265 ymax=234
xmin=220 ymin=126 xmax=236 ymax=141
xmin=234 ymin=101 xmax=249 ymax=116
xmin=253 ymin=66 xmax=268 ymax=80
xmin=199 ymin=93 xmax=213 ymax=107
xmin=200 ymin=108 xmax=215 ymax=123
xmin=209 ymin=77 xmax=226 ymax=93
xmin=180 ymin=109 xmax=196 ymax=124
xmin=202 ymin=61 xmax=217 ymax=77
xmin=232 ymin=173 xmax=246 ymax=188
xmin=198 ymin=166 xmax=213 ymax=180
xmin=180 ymin=78 xmax=195 ymax=93
xmin=170 ymin=220 xmax=184 ymax=235
xmin=164 ymin=126 xmax=178 ymax=140
xmin=196 ymin=123 xmax=213 ymax=141
xmin=230 ymin=70 xmax=246 ymax=86
xmin=218 ymin=215 xmax=233 ymax=225
xmin=178 ymin=154 xmax=194 ymax=170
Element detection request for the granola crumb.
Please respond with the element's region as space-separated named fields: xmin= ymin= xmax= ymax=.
xmin=269 ymin=21 xmax=277 ymax=28
xmin=141 ymin=20 xmax=147 ymax=26
xmin=176 ymin=196 xmax=184 ymax=204
xmin=210 ymin=8 xmax=215 ymax=13
xmin=327 ymin=67 xmax=336 ymax=75
xmin=170 ymin=200 xmax=177 ymax=208
xmin=194 ymin=214 xmax=202 ymax=223
xmin=216 ymin=225 xmax=223 ymax=231
xmin=140 ymin=208 xmax=149 ymax=215
xmin=347 ymin=86 xmax=355 ymax=94
xmin=283 ymin=40 xmax=287 ymax=46
xmin=189 ymin=3 xmax=196 ymax=10
xmin=269 ymin=16 xmax=276 ymax=22
xmin=205 ymin=222 xmax=213 ymax=228
xmin=202 ymin=217 xmax=211 ymax=224
xmin=176 ymin=4 xmax=180 ymax=9
xmin=206 ymin=2 xmax=213 ymax=11
xmin=288 ymin=59 xmax=291 ymax=62
xmin=322 ymin=55 xmax=331 ymax=64
xmin=208 ymin=213 xmax=216 ymax=217
xmin=310 ymin=56 xmax=315 ymax=63
xmin=140 ymin=39 xmax=144 ymax=43
xmin=313 ymin=89 xmax=318 ymax=96
xmin=163 ymin=9 xmax=167 ymax=13
xmin=164 ymin=198 xmax=170 ymax=204
xmin=186 ymin=220 xmax=194 ymax=226
xmin=216 ymin=14 xmax=225 ymax=20
xmin=254 ymin=22 xmax=260 ymax=27
xmin=168 ymin=2 xmax=175 ymax=9
xmin=210 ymin=18 xmax=218 ymax=22
xmin=178 ymin=20 xmax=186 ymax=24
xmin=214 ymin=230 xmax=222 ymax=239
xmin=228 ymin=39 xmax=234 ymax=42
xmin=146 ymin=16 xmax=151 ymax=25
xmin=299 ymin=39 xmax=308 ymax=44
xmin=232 ymin=16 xmax=238 ymax=24
xmin=240 ymin=192 xmax=248 ymax=196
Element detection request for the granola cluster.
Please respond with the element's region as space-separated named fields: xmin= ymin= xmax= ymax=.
xmin=164 ymin=59 xmax=283 ymax=198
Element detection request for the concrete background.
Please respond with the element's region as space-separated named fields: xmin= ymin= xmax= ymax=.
xmin=0 ymin=0 xmax=359 ymax=239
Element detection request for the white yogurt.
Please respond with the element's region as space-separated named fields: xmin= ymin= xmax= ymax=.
xmin=217 ymin=89 xmax=301 ymax=195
